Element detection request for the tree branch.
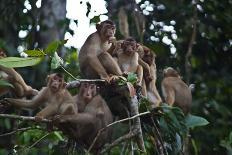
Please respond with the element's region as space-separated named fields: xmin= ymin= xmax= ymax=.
xmin=66 ymin=79 xmax=106 ymax=89
xmin=0 ymin=127 xmax=32 ymax=137
xmin=87 ymin=111 xmax=150 ymax=153
xmin=185 ymin=5 xmax=198 ymax=84
xmin=0 ymin=114 xmax=51 ymax=123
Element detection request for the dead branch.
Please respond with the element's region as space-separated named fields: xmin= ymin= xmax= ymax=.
xmin=0 ymin=114 xmax=51 ymax=123
xmin=0 ymin=127 xmax=42 ymax=137
xmin=87 ymin=111 xmax=150 ymax=153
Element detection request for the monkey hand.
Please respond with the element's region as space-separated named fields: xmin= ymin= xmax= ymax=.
xmin=109 ymin=75 xmax=120 ymax=83
xmin=100 ymin=74 xmax=111 ymax=83
xmin=52 ymin=115 xmax=68 ymax=125
xmin=145 ymin=76 xmax=153 ymax=83
xmin=34 ymin=115 xmax=44 ymax=122
xmin=25 ymin=86 xmax=39 ymax=96
xmin=108 ymin=37 xmax=116 ymax=44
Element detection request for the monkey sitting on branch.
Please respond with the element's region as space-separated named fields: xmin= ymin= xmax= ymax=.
xmin=0 ymin=50 xmax=38 ymax=97
xmin=53 ymin=82 xmax=113 ymax=153
xmin=161 ymin=67 xmax=192 ymax=114
xmin=4 ymin=73 xmax=76 ymax=121
xmin=78 ymin=20 xmax=122 ymax=82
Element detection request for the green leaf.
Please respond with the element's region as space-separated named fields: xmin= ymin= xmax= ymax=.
xmin=127 ymin=72 xmax=137 ymax=84
xmin=51 ymin=52 xmax=64 ymax=69
xmin=45 ymin=40 xmax=67 ymax=54
xmin=0 ymin=79 xmax=14 ymax=88
xmin=0 ymin=57 xmax=42 ymax=68
xmin=53 ymin=131 xmax=64 ymax=141
xmin=185 ymin=114 xmax=209 ymax=129
xmin=45 ymin=41 xmax=60 ymax=54
xmin=24 ymin=50 xmax=46 ymax=57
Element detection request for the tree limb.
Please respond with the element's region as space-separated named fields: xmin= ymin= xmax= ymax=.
xmin=0 ymin=114 xmax=51 ymax=123
xmin=66 ymin=79 xmax=106 ymax=89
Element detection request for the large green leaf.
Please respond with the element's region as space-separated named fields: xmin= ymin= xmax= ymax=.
xmin=185 ymin=114 xmax=209 ymax=129
xmin=0 ymin=57 xmax=42 ymax=68
xmin=0 ymin=79 xmax=14 ymax=88
xmin=24 ymin=50 xmax=46 ymax=57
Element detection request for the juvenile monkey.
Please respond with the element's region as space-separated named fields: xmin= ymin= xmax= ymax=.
xmin=0 ymin=50 xmax=38 ymax=97
xmin=5 ymin=73 xmax=76 ymax=120
xmin=54 ymin=82 xmax=113 ymax=151
xmin=79 ymin=20 xmax=122 ymax=82
xmin=161 ymin=67 xmax=192 ymax=114
xmin=140 ymin=46 xmax=162 ymax=108
xmin=113 ymin=38 xmax=143 ymax=87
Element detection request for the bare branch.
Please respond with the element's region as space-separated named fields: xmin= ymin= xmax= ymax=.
xmin=0 ymin=114 xmax=51 ymax=123
xmin=87 ymin=111 xmax=150 ymax=153
xmin=66 ymin=79 xmax=106 ymax=89
xmin=0 ymin=127 xmax=33 ymax=137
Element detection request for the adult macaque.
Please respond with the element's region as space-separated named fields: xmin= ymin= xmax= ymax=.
xmin=0 ymin=50 xmax=38 ymax=97
xmin=79 ymin=20 xmax=122 ymax=82
xmin=161 ymin=67 xmax=192 ymax=114
xmin=53 ymin=82 xmax=113 ymax=151
xmin=5 ymin=73 xmax=76 ymax=120
xmin=113 ymin=38 xmax=143 ymax=87
xmin=140 ymin=46 xmax=162 ymax=108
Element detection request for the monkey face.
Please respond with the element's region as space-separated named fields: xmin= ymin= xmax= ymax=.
xmin=122 ymin=41 xmax=137 ymax=56
xmin=80 ymin=83 xmax=97 ymax=103
xmin=47 ymin=74 xmax=64 ymax=92
xmin=143 ymin=53 xmax=154 ymax=66
xmin=103 ymin=24 xmax=116 ymax=39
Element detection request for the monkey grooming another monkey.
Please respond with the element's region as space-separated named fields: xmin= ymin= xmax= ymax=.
xmin=161 ymin=67 xmax=192 ymax=114
xmin=53 ymin=82 xmax=113 ymax=152
xmin=0 ymin=50 xmax=38 ymax=97
xmin=78 ymin=20 xmax=122 ymax=82
xmin=5 ymin=73 xmax=76 ymax=120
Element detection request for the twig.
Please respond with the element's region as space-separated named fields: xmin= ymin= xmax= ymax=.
xmin=0 ymin=114 xmax=51 ymax=123
xmin=87 ymin=111 xmax=150 ymax=153
xmin=0 ymin=127 xmax=42 ymax=137
xmin=100 ymin=131 xmax=137 ymax=154
xmin=25 ymin=133 xmax=50 ymax=150
xmin=185 ymin=5 xmax=197 ymax=84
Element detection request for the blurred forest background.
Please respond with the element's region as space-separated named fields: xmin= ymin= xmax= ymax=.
xmin=0 ymin=0 xmax=231 ymax=154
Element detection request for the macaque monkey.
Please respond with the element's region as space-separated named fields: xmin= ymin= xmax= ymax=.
xmin=113 ymin=38 xmax=143 ymax=87
xmin=161 ymin=67 xmax=192 ymax=114
xmin=54 ymin=82 xmax=113 ymax=151
xmin=139 ymin=46 xmax=162 ymax=108
xmin=5 ymin=73 xmax=76 ymax=120
xmin=78 ymin=20 xmax=122 ymax=82
xmin=0 ymin=50 xmax=38 ymax=97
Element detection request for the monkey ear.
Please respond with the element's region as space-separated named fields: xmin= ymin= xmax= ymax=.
xmin=46 ymin=75 xmax=50 ymax=83
xmin=96 ymin=24 xmax=101 ymax=32
xmin=63 ymin=82 xmax=67 ymax=88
